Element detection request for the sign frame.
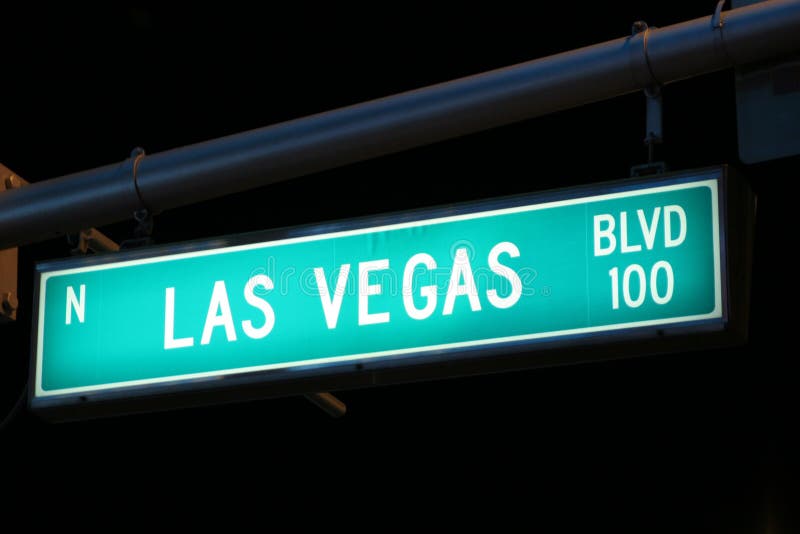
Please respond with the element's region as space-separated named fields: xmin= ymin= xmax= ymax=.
xmin=29 ymin=166 xmax=754 ymax=421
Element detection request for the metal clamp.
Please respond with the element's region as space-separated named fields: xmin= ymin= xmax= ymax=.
xmin=130 ymin=146 xmax=147 ymax=210
xmin=712 ymin=0 xmax=733 ymax=64
xmin=631 ymin=20 xmax=661 ymax=89
xmin=121 ymin=147 xmax=156 ymax=249
xmin=712 ymin=0 xmax=726 ymax=29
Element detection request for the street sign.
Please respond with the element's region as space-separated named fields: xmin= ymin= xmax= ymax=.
xmin=30 ymin=167 xmax=750 ymax=419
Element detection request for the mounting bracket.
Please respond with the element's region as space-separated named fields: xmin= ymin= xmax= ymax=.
xmin=630 ymin=21 xmax=667 ymax=178
xmin=0 ymin=164 xmax=21 ymax=322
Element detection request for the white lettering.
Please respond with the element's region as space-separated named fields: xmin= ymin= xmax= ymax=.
xmin=65 ymin=284 xmax=85 ymax=325
xmin=664 ymin=205 xmax=687 ymax=248
xmin=620 ymin=211 xmax=642 ymax=253
xmin=637 ymin=207 xmax=661 ymax=250
xmin=359 ymin=259 xmax=390 ymax=325
xmin=164 ymin=287 xmax=194 ymax=349
xmin=650 ymin=261 xmax=674 ymax=305
xmin=402 ymin=253 xmax=437 ymax=320
xmin=443 ymin=248 xmax=481 ymax=315
xmin=486 ymin=241 xmax=522 ymax=309
xmin=241 ymin=274 xmax=275 ymax=339
xmin=201 ymin=280 xmax=237 ymax=345
xmin=314 ymin=264 xmax=350 ymax=329
xmin=593 ymin=214 xmax=616 ymax=256
xmin=622 ymin=264 xmax=646 ymax=308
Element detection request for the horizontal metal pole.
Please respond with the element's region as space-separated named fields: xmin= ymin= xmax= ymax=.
xmin=0 ymin=163 xmax=121 ymax=253
xmin=1 ymin=0 xmax=799 ymax=249
xmin=1 ymin=161 xmax=140 ymax=248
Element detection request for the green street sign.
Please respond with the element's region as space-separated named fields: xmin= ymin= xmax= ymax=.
xmin=31 ymin=168 xmax=743 ymax=418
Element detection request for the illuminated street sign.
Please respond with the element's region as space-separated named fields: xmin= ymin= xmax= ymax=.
xmin=31 ymin=168 xmax=746 ymax=419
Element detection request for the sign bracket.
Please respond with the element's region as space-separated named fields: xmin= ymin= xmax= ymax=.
xmin=68 ymin=229 xmax=121 ymax=255
xmin=1 ymin=166 xmax=22 ymax=322
xmin=630 ymin=21 xmax=667 ymax=178
xmin=304 ymin=392 xmax=347 ymax=418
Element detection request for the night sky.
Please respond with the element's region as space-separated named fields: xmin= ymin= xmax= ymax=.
xmin=1 ymin=3 xmax=797 ymax=530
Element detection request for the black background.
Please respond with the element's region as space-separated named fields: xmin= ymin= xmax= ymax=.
xmin=1 ymin=3 xmax=797 ymax=530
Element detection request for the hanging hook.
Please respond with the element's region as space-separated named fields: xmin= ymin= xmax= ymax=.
xmin=630 ymin=20 xmax=666 ymax=176
xmin=712 ymin=0 xmax=726 ymax=29
xmin=120 ymin=147 xmax=156 ymax=249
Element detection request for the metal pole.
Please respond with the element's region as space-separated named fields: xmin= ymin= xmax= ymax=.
xmin=1 ymin=0 xmax=798 ymax=249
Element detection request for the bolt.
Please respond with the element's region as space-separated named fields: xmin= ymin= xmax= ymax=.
xmin=631 ymin=20 xmax=648 ymax=35
xmin=1 ymin=292 xmax=18 ymax=315
xmin=5 ymin=174 xmax=21 ymax=190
